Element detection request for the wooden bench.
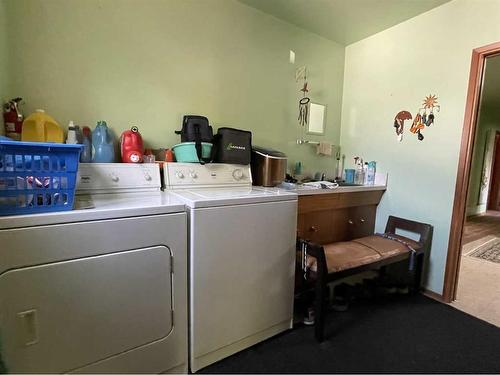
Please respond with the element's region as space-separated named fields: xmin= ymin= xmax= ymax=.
xmin=297 ymin=215 xmax=433 ymax=342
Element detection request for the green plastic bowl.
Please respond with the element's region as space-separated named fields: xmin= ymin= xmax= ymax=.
xmin=172 ymin=142 xmax=212 ymax=163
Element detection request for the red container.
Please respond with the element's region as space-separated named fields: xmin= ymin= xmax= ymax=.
xmin=120 ymin=126 xmax=144 ymax=163
xmin=3 ymin=98 xmax=24 ymax=140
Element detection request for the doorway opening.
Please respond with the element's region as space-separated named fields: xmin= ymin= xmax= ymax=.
xmin=444 ymin=42 xmax=500 ymax=326
xmin=487 ymin=131 xmax=500 ymax=211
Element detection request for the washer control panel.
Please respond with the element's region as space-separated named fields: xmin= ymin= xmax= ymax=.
xmin=164 ymin=163 xmax=252 ymax=188
xmin=76 ymin=163 xmax=161 ymax=193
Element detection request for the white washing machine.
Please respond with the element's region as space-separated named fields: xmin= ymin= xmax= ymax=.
xmin=0 ymin=163 xmax=188 ymax=373
xmin=163 ymin=162 xmax=297 ymax=372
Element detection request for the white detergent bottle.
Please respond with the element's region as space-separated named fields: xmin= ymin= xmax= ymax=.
xmin=66 ymin=121 xmax=79 ymax=144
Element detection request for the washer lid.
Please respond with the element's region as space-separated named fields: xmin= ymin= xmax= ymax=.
xmin=0 ymin=192 xmax=185 ymax=229
xmin=171 ymin=187 xmax=297 ymax=208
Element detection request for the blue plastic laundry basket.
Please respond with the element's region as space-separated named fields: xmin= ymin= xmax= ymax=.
xmin=0 ymin=140 xmax=83 ymax=216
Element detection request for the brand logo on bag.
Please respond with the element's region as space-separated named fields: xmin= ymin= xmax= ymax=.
xmin=226 ymin=142 xmax=246 ymax=151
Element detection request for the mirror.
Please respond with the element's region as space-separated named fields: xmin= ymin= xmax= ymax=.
xmin=307 ymin=102 xmax=326 ymax=135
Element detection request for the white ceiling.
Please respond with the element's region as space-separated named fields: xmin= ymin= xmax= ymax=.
xmin=238 ymin=0 xmax=451 ymax=45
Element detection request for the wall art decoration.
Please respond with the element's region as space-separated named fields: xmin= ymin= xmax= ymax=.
xmin=392 ymin=95 xmax=440 ymax=142
xmin=394 ymin=110 xmax=412 ymax=142
xmin=409 ymin=113 xmax=425 ymax=140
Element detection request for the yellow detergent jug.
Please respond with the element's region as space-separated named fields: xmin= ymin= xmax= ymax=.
xmin=22 ymin=109 xmax=64 ymax=143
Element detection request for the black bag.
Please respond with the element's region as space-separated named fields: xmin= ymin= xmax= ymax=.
xmin=212 ymin=127 xmax=252 ymax=165
xmin=175 ymin=115 xmax=213 ymax=164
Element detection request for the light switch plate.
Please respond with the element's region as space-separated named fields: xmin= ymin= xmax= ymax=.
xmin=295 ymin=65 xmax=306 ymax=82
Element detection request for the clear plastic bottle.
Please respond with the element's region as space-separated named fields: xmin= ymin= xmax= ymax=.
xmin=354 ymin=168 xmax=365 ymax=185
xmin=363 ymin=162 xmax=369 ymax=185
xmin=143 ymin=148 xmax=155 ymax=163
xmin=366 ymin=161 xmax=377 ymax=185
xmin=353 ymin=157 xmax=365 ymax=185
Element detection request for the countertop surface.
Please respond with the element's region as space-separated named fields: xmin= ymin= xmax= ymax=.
xmin=0 ymin=185 xmax=387 ymax=228
xmin=293 ymin=184 xmax=387 ymax=196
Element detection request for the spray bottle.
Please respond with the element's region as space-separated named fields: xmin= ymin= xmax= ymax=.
xmin=353 ymin=156 xmax=365 ymax=185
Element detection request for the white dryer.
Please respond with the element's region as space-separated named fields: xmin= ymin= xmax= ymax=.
xmin=0 ymin=163 xmax=188 ymax=373
xmin=163 ymin=162 xmax=297 ymax=372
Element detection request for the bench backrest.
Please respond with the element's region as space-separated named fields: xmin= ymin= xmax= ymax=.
xmin=384 ymin=215 xmax=434 ymax=252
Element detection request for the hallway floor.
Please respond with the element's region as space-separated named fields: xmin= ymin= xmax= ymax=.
xmin=452 ymin=212 xmax=500 ymax=327
xmin=462 ymin=210 xmax=500 ymax=245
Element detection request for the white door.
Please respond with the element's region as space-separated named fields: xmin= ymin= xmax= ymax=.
xmin=190 ymin=200 xmax=297 ymax=370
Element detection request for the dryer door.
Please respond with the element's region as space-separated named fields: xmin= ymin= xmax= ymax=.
xmin=0 ymin=246 xmax=173 ymax=373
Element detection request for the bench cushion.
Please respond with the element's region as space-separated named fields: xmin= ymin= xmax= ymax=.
xmin=353 ymin=235 xmax=420 ymax=259
xmin=306 ymin=234 xmax=420 ymax=274
xmin=307 ymin=241 xmax=381 ymax=273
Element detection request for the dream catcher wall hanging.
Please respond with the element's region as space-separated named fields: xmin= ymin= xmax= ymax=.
xmin=393 ymin=94 xmax=440 ymax=142
xmin=298 ymin=68 xmax=310 ymax=128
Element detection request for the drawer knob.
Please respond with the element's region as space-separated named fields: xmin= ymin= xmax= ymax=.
xmin=348 ymin=219 xmax=354 ymax=225
xmin=360 ymin=218 xmax=366 ymax=223
xmin=309 ymin=226 xmax=319 ymax=232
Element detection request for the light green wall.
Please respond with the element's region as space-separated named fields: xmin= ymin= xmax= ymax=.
xmin=8 ymin=0 xmax=499 ymax=295
xmin=4 ymin=0 xmax=344 ymax=174
xmin=0 ymin=0 xmax=10 ymax=135
xmin=340 ymin=0 xmax=500 ymax=294
xmin=467 ymin=108 xmax=500 ymax=215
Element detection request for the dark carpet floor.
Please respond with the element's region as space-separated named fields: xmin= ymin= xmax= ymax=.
xmin=201 ymin=294 xmax=500 ymax=373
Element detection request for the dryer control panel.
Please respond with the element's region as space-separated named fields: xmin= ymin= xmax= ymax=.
xmin=76 ymin=163 xmax=161 ymax=193
xmin=163 ymin=163 xmax=252 ymax=189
